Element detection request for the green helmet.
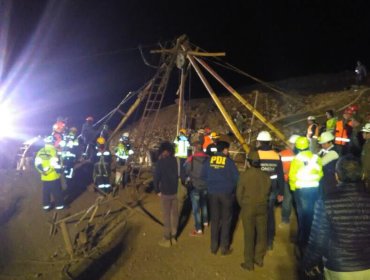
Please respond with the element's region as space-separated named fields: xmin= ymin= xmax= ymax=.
xmin=295 ymin=136 xmax=309 ymax=150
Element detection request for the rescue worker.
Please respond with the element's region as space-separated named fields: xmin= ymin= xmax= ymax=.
xmin=348 ymin=113 xmax=365 ymax=157
xmin=318 ymin=131 xmax=339 ymax=197
xmin=92 ymin=137 xmax=112 ymax=193
xmin=361 ymin=123 xmax=370 ymax=191
xmin=34 ymin=136 xmax=64 ymax=211
xmin=306 ymin=116 xmax=319 ymax=153
xmin=256 ymin=131 xmax=284 ymax=250
xmin=237 ymin=150 xmax=271 ymax=271
xmin=289 ymin=136 xmax=323 ymax=255
xmin=184 ymin=142 xmax=209 ymax=236
xmin=202 ymin=127 xmax=213 ymax=152
xmin=59 ymin=127 xmax=79 ymax=179
xmin=325 ymin=109 xmax=337 ymax=134
xmin=279 ymin=134 xmax=299 ymax=226
xmin=114 ymin=132 xmax=134 ymax=188
xmin=174 ymin=128 xmax=190 ymax=182
xmin=52 ymin=116 xmax=67 ymax=150
xmin=203 ymin=141 xmax=238 ymax=255
xmin=205 ymin=132 xmax=220 ymax=156
xmin=81 ymin=116 xmax=99 ymax=160
xmin=335 ymin=107 xmax=353 ymax=155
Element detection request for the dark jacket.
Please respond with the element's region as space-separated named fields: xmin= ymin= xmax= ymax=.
xmin=257 ymin=147 xmax=284 ymax=195
xmin=236 ymin=167 xmax=271 ymax=206
xmin=303 ymin=182 xmax=370 ymax=272
xmin=318 ymin=145 xmax=339 ymax=197
xmin=154 ymin=155 xmax=178 ymax=195
xmin=184 ymin=151 xmax=208 ymax=190
xmin=203 ymin=152 xmax=239 ymax=194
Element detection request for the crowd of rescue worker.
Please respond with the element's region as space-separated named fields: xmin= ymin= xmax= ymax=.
xmin=34 ymin=116 xmax=134 ymax=211
xmin=154 ymin=104 xmax=370 ymax=279
xmin=33 ymin=103 xmax=370 ymax=279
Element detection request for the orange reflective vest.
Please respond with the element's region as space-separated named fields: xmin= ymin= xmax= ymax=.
xmin=279 ymin=149 xmax=295 ymax=182
xmin=202 ymin=135 xmax=213 ymax=151
xmin=335 ymin=120 xmax=352 ymax=145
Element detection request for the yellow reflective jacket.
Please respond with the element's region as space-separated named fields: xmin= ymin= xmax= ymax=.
xmin=289 ymin=150 xmax=323 ymax=191
xmin=34 ymin=144 xmax=61 ymax=181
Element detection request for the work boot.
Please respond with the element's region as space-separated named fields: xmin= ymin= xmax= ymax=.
xmin=158 ymin=239 xmax=171 ymax=248
xmin=171 ymin=237 xmax=177 ymax=245
xmin=240 ymin=263 xmax=254 ymax=271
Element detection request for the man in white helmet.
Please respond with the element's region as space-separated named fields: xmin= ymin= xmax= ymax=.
xmin=256 ymin=131 xmax=284 ymax=250
xmin=318 ymin=131 xmax=339 ymax=197
xmin=361 ymin=123 xmax=370 ymax=190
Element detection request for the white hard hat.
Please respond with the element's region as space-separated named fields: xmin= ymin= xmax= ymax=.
xmin=307 ymin=116 xmax=316 ymax=121
xmin=257 ymin=131 xmax=272 ymax=141
xmin=288 ymin=134 xmax=300 ymax=144
xmin=122 ymin=132 xmax=129 ymax=137
xmin=318 ymin=131 xmax=335 ymax=144
xmin=361 ymin=123 xmax=370 ymax=133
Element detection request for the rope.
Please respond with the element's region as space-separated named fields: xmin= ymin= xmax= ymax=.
xmin=139 ymin=45 xmax=158 ymax=69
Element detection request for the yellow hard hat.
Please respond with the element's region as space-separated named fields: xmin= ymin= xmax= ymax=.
xmin=210 ymin=132 xmax=220 ymax=139
xmin=96 ymin=137 xmax=106 ymax=145
xmin=179 ymin=128 xmax=187 ymax=134
xmin=295 ymin=136 xmax=309 ymax=150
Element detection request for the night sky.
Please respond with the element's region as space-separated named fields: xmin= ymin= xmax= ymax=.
xmin=1 ymin=0 xmax=369 ymax=137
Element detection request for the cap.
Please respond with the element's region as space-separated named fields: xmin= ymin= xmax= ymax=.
xmin=318 ymin=131 xmax=335 ymax=144
xmin=361 ymin=123 xmax=370 ymax=133
xmin=257 ymin=131 xmax=272 ymax=141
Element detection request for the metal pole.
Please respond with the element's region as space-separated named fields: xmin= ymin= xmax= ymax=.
xmin=185 ymin=52 xmax=249 ymax=153
xmin=176 ymin=67 xmax=186 ymax=135
xmin=194 ymin=57 xmax=289 ymax=146
xmin=248 ymin=91 xmax=259 ymax=144
xmin=60 ymin=221 xmax=74 ymax=259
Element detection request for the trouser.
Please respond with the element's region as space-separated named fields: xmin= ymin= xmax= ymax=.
xmin=281 ymin=181 xmax=293 ymax=223
xmin=63 ymin=157 xmax=75 ymax=179
xmin=190 ymin=188 xmax=208 ymax=231
xmin=42 ymin=179 xmax=64 ymax=210
xmin=115 ymin=165 xmax=128 ymax=186
xmin=241 ymin=203 xmax=267 ymax=266
xmin=267 ymin=189 xmax=278 ymax=247
xmin=177 ymin=157 xmax=187 ymax=184
xmin=294 ymin=187 xmax=319 ymax=250
xmin=208 ymin=193 xmax=234 ymax=252
xmin=161 ymin=194 xmax=179 ymax=240
xmin=324 ymin=268 xmax=370 ymax=280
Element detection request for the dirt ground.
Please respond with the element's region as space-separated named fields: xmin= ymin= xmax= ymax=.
xmin=99 ymin=186 xmax=299 ymax=280
xmin=0 ymin=168 xmax=298 ymax=280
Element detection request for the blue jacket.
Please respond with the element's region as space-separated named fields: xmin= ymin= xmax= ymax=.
xmin=203 ymin=152 xmax=239 ymax=194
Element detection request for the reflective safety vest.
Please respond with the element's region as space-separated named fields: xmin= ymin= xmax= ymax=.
xmin=307 ymin=123 xmax=319 ymax=140
xmin=289 ymin=151 xmax=323 ymax=191
xmin=326 ymin=117 xmax=337 ymax=133
xmin=174 ymin=135 xmax=190 ymax=158
xmin=279 ymin=149 xmax=295 ymax=182
xmin=202 ymin=135 xmax=213 ymax=152
xmin=34 ymin=144 xmax=61 ymax=181
xmin=335 ymin=120 xmax=352 ymax=145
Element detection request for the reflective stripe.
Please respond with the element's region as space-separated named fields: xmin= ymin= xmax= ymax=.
xmin=335 ymin=137 xmax=350 ymax=142
xmin=270 ymin=174 xmax=278 ymax=179
xmin=103 ymin=151 xmax=110 ymax=156
xmin=56 ymin=205 xmax=64 ymax=210
xmin=295 ymin=181 xmax=319 ymax=188
xmin=43 ymin=205 xmax=50 ymax=209
xmin=281 ymin=156 xmax=294 ymax=162
xmin=210 ymin=147 xmax=218 ymax=152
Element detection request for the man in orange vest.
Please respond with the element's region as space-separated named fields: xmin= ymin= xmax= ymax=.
xmin=335 ymin=108 xmax=354 ymax=155
xmin=279 ymin=134 xmax=299 ymax=226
